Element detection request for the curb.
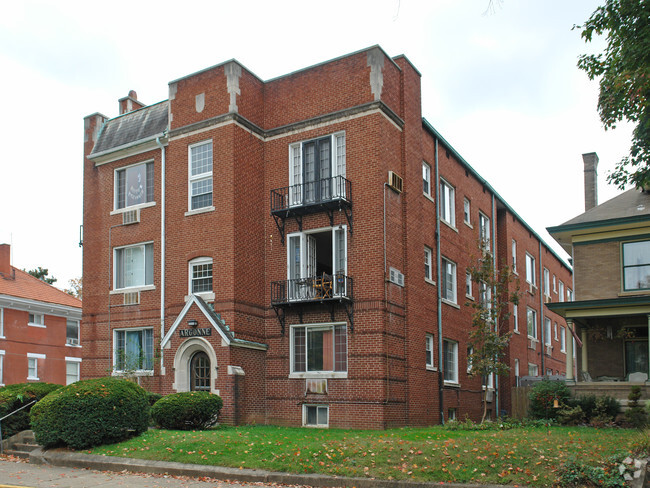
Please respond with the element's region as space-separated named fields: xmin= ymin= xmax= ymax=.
xmin=29 ymin=447 xmax=516 ymax=488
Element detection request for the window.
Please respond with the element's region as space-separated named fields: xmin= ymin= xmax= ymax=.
xmin=513 ymin=304 xmax=519 ymax=332
xmin=560 ymin=327 xmax=566 ymax=352
xmin=479 ymin=281 xmax=491 ymax=310
xmin=303 ymin=404 xmax=328 ymax=427
xmin=114 ymin=328 xmax=154 ymax=372
xmin=28 ymin=313 xmax=45 ymax=327
xmin=546 ymin=368 xmax=553 ymax=376
xmin=189 ymin=257 xmax=213 ymax=294
xmin=514 ymin=358 xmax=520 ymax=386
xmin=115 ymin=161 xmax=154 ymax=209
xmin=440 ymin=179 xmax=455 ymax=227
xmin=291 ymin=323 xmax=347 ymax=376
xmin=65 ymin=357 xmax=81 ymax=385
xmin=623 ymin=240 xmax=650 ymax=290
xmin=0 ymin=308 xmax=3 ymax=337
xmin=441 ymin=257 xmax=457 ymax=304
xmin=525 ymin=253 xmax=536 ymax=286
xmin=463 ymin=198 xmax=471 ymax=225
xmin=567 ymin=288 xmax=573 ymax=301
xmin=553 ymin=275 xmax=557 ymax=293
xmin=559 ymin=281 xmax=565 ymax=302
xmin=527 ymin=308 xmax=537 ymax=340
xmin=544 ymin=317 xmax=552 ymax=346
xmin=511 ymin=239 xmax=517 ymax=273
xmin=443 ymin=339 xmax=458 ymax=383
xmin=478 ymin=212 xmax=490 ymax=252
xmin=424 ymin=246 xmax=433 ymax=282
xmin=114 ymin=242 xmax=154 ymax=290
xmin=465 ymin=272 xmax=472 ymax=297
xmin=422 ymin=162 xmax=431 ymax=196
xmin=467 ymin=345 xmax=473 ymax=373
xmin=426 ymin=333 xmax=434 ymax=369
xmin=448 ymin=408 xmax=457 ymax=421
xmin=543 ymin=268 xmax=550 ymax=296
xmin=189 ymin=140 xmax=213 ymax=211
xmin=528 ymin=363 xmax=539 ymax=376
xmin=554 ymin=322 xmax=558 ymax=341
xmin=289 ymin=133 xmax=346 ymax=206
xmin=66 ymin=320 xmax=80 ymax=345
xmin=27 ymin=353 xmax=45 ymax=380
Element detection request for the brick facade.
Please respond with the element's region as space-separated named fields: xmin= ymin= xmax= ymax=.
xmin=82 ymin=46 xmax=571 ymax=427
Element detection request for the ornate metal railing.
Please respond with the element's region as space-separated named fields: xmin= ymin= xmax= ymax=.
xmin=271 ymin=273 xmax=353 ymax=305
xmin=270 ymin=175 xmax=351 ymax=214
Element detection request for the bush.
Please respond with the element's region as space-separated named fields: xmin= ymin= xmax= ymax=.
xmin=146 ymin=391 xmax=162 ymax=406
xmin=557 ymin=405 xmax=585 ymax=426
xmin=625 ymin=386 xmax=648 ymax=429
xmin=30 ymin=377 xmax=150 ymax=449
xmin=568 ymin=394 xmax=597 ymax=420
xmin=555 ymin=458 xmax=626 ymax=488
xmin=0 ymin=383 xmax=62 ymax=439
xmin=528 ymin=379 xmax=571 ymax=420
xmin=151 ymin=391 xmax=223 ymax=430
xmin=566 ymin=394 xmax=621 ymax=425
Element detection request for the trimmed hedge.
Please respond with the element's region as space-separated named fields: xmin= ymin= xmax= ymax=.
xmin=151 ymin=391 xmax=223 ymax=430
xmin=30 ymin=377 xmax=150 ymax=449
xmin=0 ymin=383 xmax=62 ymax=439
xmin=146 ymin=391 xmax=163 ymax=406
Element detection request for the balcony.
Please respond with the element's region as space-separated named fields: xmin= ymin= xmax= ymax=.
xmin=270 ymin=273 xmax=354 ymax=333
xmin=270 ymin=176 xmax=352 ymax=244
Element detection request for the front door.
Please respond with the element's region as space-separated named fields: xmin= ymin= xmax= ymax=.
xmin=626 ymin=340 xmax=649 ymax=376
xmin=190 ymin=351 xmax=211 ymax=391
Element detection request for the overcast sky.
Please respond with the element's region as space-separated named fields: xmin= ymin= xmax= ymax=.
xmin=0 ymin=0 xmax=634 ymax=290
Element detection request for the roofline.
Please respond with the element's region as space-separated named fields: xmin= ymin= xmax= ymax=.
xmin=422 ymin=118 xmax=571 ymax=271
xmin=89 ymin=132 xmax=168 ymax=162
xmin=94 ymin=99 xmax=168 ymax=125
xmin=0 ymin=294 xmax=81 ymax=319
xmin=547 ymin=213 xmax=650 ymax=235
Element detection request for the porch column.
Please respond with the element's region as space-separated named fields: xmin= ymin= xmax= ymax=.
xmin=566 ymin=320 xmax=574 ymax=382
xmin=581 ymin=329 xmax=588 ymax=376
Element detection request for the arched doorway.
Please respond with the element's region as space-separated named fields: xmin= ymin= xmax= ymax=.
xmin=190 ymin=351 xmax=211 ymax=391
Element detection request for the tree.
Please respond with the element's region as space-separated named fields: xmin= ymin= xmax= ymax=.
xmin=65 ymin=277 xmax=82 ymax=299
xmin=576 ymin=0 xmax=650 ymax=189
xmin=27 ymin=267 xmax=57 ymax=285
xmin=466 ymin=248 xmax=519 ymax=423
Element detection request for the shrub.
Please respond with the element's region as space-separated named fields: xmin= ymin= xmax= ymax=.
xmin=0 ymin=383 xmax=62 ymax=439
xmin=625 ymin=386 xmax=648 ymax=429
xmin=528 ymin=379 xmax=571 ymax=420
xmin=151 ymin=391 xmax=223 ymax=430
xmin=557 ymin=405 xmax=585 ymax=426
xmin=568 ymin=394 xmax=597 ymax=420
xmin=30 ymin=377 xmax=150 ymax=449
xmin=555 ymin=458 xmax=626 ymax=488
xmin=146 ymin=391 xmax=162 ymax=406
xmin=591 ymin=396 xmax=621 ymax=426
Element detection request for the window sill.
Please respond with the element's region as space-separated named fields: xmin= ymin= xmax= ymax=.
xmin=466 ymin=294 xmax=474 ymax=301
xmin=28 ymin=323 xmax=46 ymax=328
xmin=441 ymin=219 xmax=458 ymax=233
xmin=27 ymin=376 xmax=39 ymax=381
xmin=185 ymin=206 xmax=215 ymax=217
xmin=426 ymin=365 xmax=437 ymax=371
xmin=65 ymin=343 xmax=82 ymax=348
xmin=289 ymin=372 xmax=348 ymax=379
xmin=423 ymin=193 xmax=435 ymax=203
xmin=528 ymin=337 xmax=538 ymax=342
xmin=110 ymin=285 xmax=155 ymax=294
xmin=110 ymin=201 xmax=156 ymax=215
xmin=444 ymin=381 xmax=460 ymax=388
xmin=514 ymin=330 xmax=520 ymax=335
xmin=185 ymin=292 xmax=215 ymax=302
xmin=464 ymin=221 xmax=473 ymax=229
xmin=425 ymin=278 xmax=436 ymax=286
xmin=442 ymin=298 xmax=460 ymax=309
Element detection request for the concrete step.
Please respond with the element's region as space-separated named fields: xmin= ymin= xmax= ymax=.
xmin=13 ymin=442 xmax=39 ymax=452
xmin=3 ymin=449 xmax=32 ymax=459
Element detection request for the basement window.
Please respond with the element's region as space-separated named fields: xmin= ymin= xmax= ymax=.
xmin=303 ymin=404 xmax=328 ymax=427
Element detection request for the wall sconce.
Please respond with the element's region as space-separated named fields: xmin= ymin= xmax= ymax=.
xmin=188 ymin=319 xmax=198 ymax=328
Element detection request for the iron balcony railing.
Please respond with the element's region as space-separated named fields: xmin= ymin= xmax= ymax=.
xmin=271 ymin=273 xmax=353 ymax=305
xmin=270 ymin=175 xmax=351 ymax=215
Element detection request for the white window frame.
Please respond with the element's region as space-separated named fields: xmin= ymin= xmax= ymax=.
xmin=448 ymin=408 xmax=457 ymax=421
xmin=289 ymin=322 xmax=347 ymax=379
xmin=567 ymin=288 xmax=573 ymax=301
xmin=559 ymin=281 xmax=565 ymax=302
xmin=553 ymin=275 xmax=557 ymax=293
xmin=66 ymin=319 xmax=80 ymax=346
xmin=422 ymin=161 xmax=431 ymax=197
xmin=514 ymin=358 xmax=520 ymax=386
xmin=554 ymin=322 xmax=558 ymax=341
xmin=543 ymin=267 xmax=550 ymax=297
xmin=113 ymin=241 xmax=154 ymax=292
xmin=114 ymin=160 xmax=154 ymax=211
xmin=441 ymin=257 xmax=457 ymax=305
xmin=467 ymin=345 xmax=473 ymax=373
xmin=303 ymin=404 xmax=329 ymax=427
xmin=443 ymin=339 xmax=458 ymax=384
xmin=0 ymin=308 xmax=4 ymax=338
xmin=0 ymin=350 xmax=4 ymax=386
xmin=544 ymin=317 xmax=552 ymax=346
xmin=188 ymin=140 xmax=214 ymax=212
xmin=528 ymin=363 xmax=539 ymax=377
xmin=113 ymin=327 xmax=154 ymax=374
xmin=527 ymin=307 xmax=538 ymax=340
xmin=425 ymin=333 xmax=435 ymax=370
xmin=27 ymin=353 xmax=45 ymax=380
xmin=465 ymin=271 xmax=473 ymax=298
xmin=28 ymin=313 xmax=45 ymax=328
xmin=478 ymin=212 xmax=490 ymax=252
xmin=463 ymin=198 xmax=471 ymax=226
xmin=560 ymin=326 xmax=566 ymax=352
xmin=65 ymin=357 xmax=82 ymax=385
xmin=525 ymin=253 xmax=536 ymax=286
xmin=513 ymin=303 xmax=519 ymax=332
xmin=424 ymin=246 xmax=433 ymax=283
xmin=189 ymin=257 xmax=214 ymax=297
xmin=440 ymin=178 xmax=456 ymax=228
xmin=622 ymin=240 xmax=650 ymax=291
xmin=479 ymin=280 xmax=492 ymax=311
xmin=511 ymin=239 xmax=517 ymax=274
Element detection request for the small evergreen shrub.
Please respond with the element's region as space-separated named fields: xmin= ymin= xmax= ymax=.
xmin=591 ymin=396 xmax=621 ymax=426
xmin=146 ymin=391 xmax=162 ymax=406
xmin=30 ymin=377 xmax=150 ymax=449
xmin=568 ymin=394 xmax=597 ymax=420
xmin=528 ymin=379 xmax=571 ymax=420
xmin=625 ymin=386 xmax=648 ymax=429
xmin=557 ymin=405 xmax=585 ymax=426
xmin=0 ymin=383 xmax=62 ymax=439
xmin=151 ymin=391 xmax=223 ymax=430
xmin=555 ymin=458 xmax=626 ymax=488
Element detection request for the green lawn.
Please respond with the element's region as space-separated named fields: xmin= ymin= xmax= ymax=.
xmin=89 ymin=424 xmax=644 ymax=486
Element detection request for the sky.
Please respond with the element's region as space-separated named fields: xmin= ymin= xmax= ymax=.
xmin=0 ymin=0 xmax=635 ymax=290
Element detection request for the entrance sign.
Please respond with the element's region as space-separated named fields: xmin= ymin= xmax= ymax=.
xmin=180 ymin=328 xmax=212 ymax=338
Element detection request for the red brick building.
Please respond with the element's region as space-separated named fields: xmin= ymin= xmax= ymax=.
xmin=82 ymin=46 xmax=572 ymax=427
xmin=0 ymin=244 xmax=82 ymax=386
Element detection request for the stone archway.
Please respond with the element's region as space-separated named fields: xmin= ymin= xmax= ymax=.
xmin=172 ymin=337 xmax=218 ymax=394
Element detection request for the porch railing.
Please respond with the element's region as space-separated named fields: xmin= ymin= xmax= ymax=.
xmin=270 ymin=176 xmax=351 ymax=214
xmin=271 ymin=273 xmax=353 ymax=305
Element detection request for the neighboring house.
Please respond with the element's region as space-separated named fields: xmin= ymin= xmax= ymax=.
xmin=82 ymin=46 xmax=572 ymax=428
xmin=548 ymin=154 xmax=650 ymax=397
xmin=0 ymin=244 xmax=82 ymax=386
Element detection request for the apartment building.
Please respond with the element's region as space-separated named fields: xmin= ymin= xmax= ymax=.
xmin=0 ymin=244 xmax=82 ymax=386
xmin=82 ymin=46 xmax=571 ymax=427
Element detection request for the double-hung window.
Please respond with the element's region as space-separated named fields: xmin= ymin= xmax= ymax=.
xmin=424 ymin=246 xmax=433 ymax=282
xmin=114 ymin=328 xmax=154 ymax=372
xmin=189 ymin=141 xmax=213 ymax=211
xmin=465 ymin=272 xmax=472 ymax=297
xmin=440 ymin=179 xmax=455 ymax=227
xmin=525 ymin=253 xmax=536 ymax=286
xmin=441 ymin=257 xmax=457 ymax=304
xmin=560 ymin=326 xmax=566 ymax=352
xmin=189 ymin=257 xmax=213 ymax=295
xmin=543 ymin=268 xmax=550 ymax=297
xmin=513 ymin=303 xmax=519 ymax=332
xmin=115 ymin=161 xmax=154 ymax=209
xmin=426 ymin=333 xmax=434 ymax=369
xmin=478 ymin=212 xmax=490 ymax=252
xmin=443 ymin=339 xmax=458 ymax=384
xmin=463 ymin=198 xmax=471 ymax=225
xmin=114 ymin=242 xmax=154 ymax=290
xmin=559 ymin=281 xmax=565 ymax=302
xmin=28 ymin=313 xmax=45 ymax=327
xmin=66 ymin=320 xmax=80 ymax=346
xmin=65 ymin=357 xmax=81 ymax=385
xmin=27 ymin=353 xmax=45 ymax=380
xmin=622 ymin=240 xmax=650 ymax=291
xmin=528 ymin=363 xmax=539 ymax=376
xmin=479 ymin=281 xmax=491 ymax=311
xmin=544 ymin=317 xmax=552 ymax=346
xmin=291 ymin=323 xmax=347 ymax=376
xmin=527 ymin=308 xmax=537 ymax=340
xmin=289 ymin=133 xmax=346 ymax=206
xmin=422 ymin=162 xmax=431 ymax=196
xmin=511 ymin=239 xmax=517 ymax=273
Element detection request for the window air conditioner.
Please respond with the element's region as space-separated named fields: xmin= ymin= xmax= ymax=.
xmin=528 ymin=339 xmax=537 ymax=351
xmin=122 ymin=209 xmax=140 ymax=225
xmin=388 ymin=171 xmax=403 ymax=193
xmin=123 ymin=291 xmax=140 ymax=305
xmin=66 ymin=338 xmax=79 ymax=345
xmin=389 ymin=267 xmax=405 ymax=287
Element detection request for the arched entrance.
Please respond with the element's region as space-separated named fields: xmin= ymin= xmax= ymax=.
xmin=172 ymin=337 xmax=218 ymax=394
xmin=190 ymin=351 xmax=211 ymax=391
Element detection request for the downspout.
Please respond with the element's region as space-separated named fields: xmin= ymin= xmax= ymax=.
xmin=491 ymin=193 xmax=499 ymax=418
xmin=435 ymin=138 xmax=444 ymax=424
xmin=539 ymin=241 xmax=545 ymax=374
xmin=383 ymin=182 xmax=390 ymax=405
xmin=156 ymin=135 xmax=166 ymax=375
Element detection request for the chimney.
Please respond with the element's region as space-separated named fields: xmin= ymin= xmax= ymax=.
xmin=118 ymin=90 xmax=145 ymax=115
xmin=583 ymin=152 xmax=599 ymax=211
xmin=0 ymin=243 xmax=11 ymax=276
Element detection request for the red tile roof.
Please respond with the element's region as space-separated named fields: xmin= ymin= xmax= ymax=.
xmin=0 ymin=267 xmax=81 ymax=309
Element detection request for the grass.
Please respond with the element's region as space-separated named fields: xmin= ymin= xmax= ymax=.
xmin=88 ymin=424 xmax=644 ymax=486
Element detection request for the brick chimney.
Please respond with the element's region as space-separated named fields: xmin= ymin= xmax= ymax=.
xmin=583 ymin=152 xmax=599 ymax=211
xmin=118 ymin=90 xmax=145 ymax=115
xmin=0 ymin=243 xmax=11 ymax=276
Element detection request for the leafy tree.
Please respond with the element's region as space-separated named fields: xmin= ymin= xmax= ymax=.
xmin=466 ymin=247 xmax=519 ymax=422
xmin=27 ymin=267 xmax=57 ymax=285
xmin=64 ymin=277 xmax=82 ymax=299
xmin=576 ymin=0 xmax=650 ymax=189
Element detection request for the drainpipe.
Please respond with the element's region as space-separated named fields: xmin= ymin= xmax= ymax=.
xmin=539 ymin=241 xmax=545 ymax=374
xmin=156 ymin=135 xmax=166 ymax=375
xmin=491 ymin=193 xmax=499 ymax=418
xmin=435 ymin=138 xmax=444 ymax=424
xmin=383 ymin=182 xmax=390 ymax=405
